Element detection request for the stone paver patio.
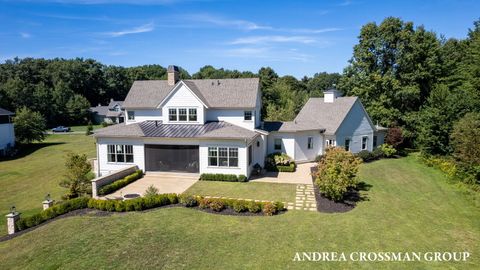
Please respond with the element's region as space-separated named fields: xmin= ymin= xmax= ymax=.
xmin=250 ymin=162 xmax=316 ymax=185
xmin=102 ymin=172 xmax=198 ymax=199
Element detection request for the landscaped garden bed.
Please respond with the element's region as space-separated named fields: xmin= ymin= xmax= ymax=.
xmin=5 ymin=194 xmax=286 ymax=238
xmin=264 ymin=152 xmax=296 ymax=172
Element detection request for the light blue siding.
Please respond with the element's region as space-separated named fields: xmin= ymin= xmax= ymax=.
xmin=335 ymin=100 xmax=375 ymax=153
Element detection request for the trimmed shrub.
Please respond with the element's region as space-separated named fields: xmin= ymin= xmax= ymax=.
xmin=265 ymin=152 xmax=296 ymax=172
xmin=98 ymin=170 xmax=143 ymax=196
xmin=273 ymin=201 xmax=285 ymax=212
xmin=179 ymin=194 xmax=198 ymax=207
xmin=198 ymin=197 xmax=212 ymax=209
xmin=262 ymin=202 xmax=277 ymax=216
xmin=238 ymin=175 xmax=247 ymax=182
xmin=315 ymin=147 xmax=362 ymax=201
xmin=209 ymin=199 xmax=225 ymax=212
xmin=199 ymin=173 xmax=247 ymax=182
xmin=232 ymin=200 xmax=247 ymax=213
xmin=355 ymin=150 xmax=375 ymax=162
xmin=143 ymin=185 xmax=159 ymax=197
xmin=379 ymin=144 xmax=397 ymax=157
xmin=246 ymin=201 xmax=261 ymax=213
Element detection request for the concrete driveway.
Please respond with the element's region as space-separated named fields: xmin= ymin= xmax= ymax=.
xmin=250 ymin=162 xmax=316 ymax=185
xmin=103 ymin=172 xmax=198 ymax=199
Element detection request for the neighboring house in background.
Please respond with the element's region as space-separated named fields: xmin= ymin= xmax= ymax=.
xmin=0 ymin=108 xmax=15 ymax=156
xmin=90 ymin=99 xmax=125 ymax=124
xmin=93 ymin=65 xmax=386 ymax=177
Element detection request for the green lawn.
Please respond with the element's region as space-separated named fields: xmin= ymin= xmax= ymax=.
xmin=184 ymin=181 xmax=296 ymax=202
xmin=1 ymin=155 xmax=479 ymax=269
xmin=68 ymin=124 xmax=103 ymax=132
xmin=0 ymin=134 xmax=95 ymax=236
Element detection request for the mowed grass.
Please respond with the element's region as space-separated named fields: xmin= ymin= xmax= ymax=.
xmin=69 ymin=124 xmax=102 ymax=132
xmin=0 ymin=155 xmax=479 ymax=269
xmin=0 ymin=134 xmax=95 ymax=236
xmin=184 ymin=181 xmax=296 ymax=202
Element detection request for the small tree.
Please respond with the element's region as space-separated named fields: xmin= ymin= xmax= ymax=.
xmin=60 ymin=153 xmax=92 ymax=199
xmin=315 ymin=147 xmax=362 ymax=201
xmin=85 ymin=121 xmax=94 ymax=136
xmin=14 ymin=107 xmax=47 ymax=144
xmin=143 ymin=185 xmax=159 ymax=197
xmin=451 ymin=113 xmax=480 ymax=167
xmin=385 ymin=126 xmax=404 ymax=149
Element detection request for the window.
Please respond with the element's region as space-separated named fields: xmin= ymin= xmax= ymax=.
xmin=127 ymin=111 xmax=135 ymax=121
xmin=307 ymin=137 xmax=313 ymax=149
xmin=244 ymin=111 xmax=252 ymax=121
xmin=208 ymin=147 xmax=218 ymax=166
xmin=345 ymin=139 xmax=351 ymax=151
xmin=208 ymin=146 xmax=239 ymax=167
xmin=189 ymin=108 xmax=197 ymax=121
xmin=373 ymin=135 xmax=378 ymax=148
xmin=107 ymin=144 xmax=134 ymax=163
xmin=178 ymin=108 xmax=187 ymax=121
xmin=326 ymin=139 xmax=335 ymax=147
xmin=274 ymin=138 xmax=282 ymax=150
xmin=229 ymin=148 xmax=238 ymax=167
xmin=169 ymin=108 xmax=177 ymax=121
xmin=362 ymin=136 xmax=368 ymax=150
xmin=248 ymin=145 xmax=253 ymax=165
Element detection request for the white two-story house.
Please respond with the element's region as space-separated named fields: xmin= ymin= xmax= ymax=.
xmin=94 ymin=65 xmax=386 ymax=178
xmin=0 ymin=108 xmax=15 ymax=156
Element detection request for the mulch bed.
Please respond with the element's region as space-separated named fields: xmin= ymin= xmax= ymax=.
xmin=310 ymin=167 xmax=369 ymax=213
xmin=0 ymin=204 xmax=285 ymax=242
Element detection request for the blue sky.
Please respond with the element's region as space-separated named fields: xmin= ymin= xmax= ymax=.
xmin=1 ymin=0 xmax=479 ymax=77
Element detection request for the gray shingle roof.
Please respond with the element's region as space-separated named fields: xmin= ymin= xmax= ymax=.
xmin=94 ymin=121 xmax=258 ymax=140
xmin=108 ymin=100 xmax=124 ymax=109
xmin=122 ymin=78 xmax=259 ymax=109
xmin=262 ymin=121 xmax=324 ymax=133
xmin=0 ymin=108 xmax=14 ymax=116
xmin=90 ymin=106 xmax=109 ymax=116
xmin=294 ymin=97 xmax=358 ymax=135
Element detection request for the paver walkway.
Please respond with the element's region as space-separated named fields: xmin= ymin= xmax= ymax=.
xmin=250 ymin=162 xmax=316 ymax=184
xmin=286 ymin=184 xmax=317 ymax=211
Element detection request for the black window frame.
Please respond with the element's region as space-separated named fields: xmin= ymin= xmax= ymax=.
xmin=244 ymin=110 xmax=253 ymax=121
xmin=345 ymin=138 xmax=351 ymax=151
xmin=362 ymin=136 xmax=368 ymax=150
xmin=189 ymin=108 xmax=197 ymax=122
xmin=274 ymin=138 xmax=282 ymax=151
xmin=248 ymin=145 xmax=253 ymax=165
xmin=127 ymin=111 xmax=135 ymax=121
xmin=169 ymin=108 xmax=177 ymax=121
xmin=373 ymin=135 xmax=378 ymax=148
xmin=307 ymin=137 xmax=313 ymax=149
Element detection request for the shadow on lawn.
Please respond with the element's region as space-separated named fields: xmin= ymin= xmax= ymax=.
xmin=0 ymin=142 xmax=65 ymax=161
xmin=310 ymin=166 xmax=372 ymax=213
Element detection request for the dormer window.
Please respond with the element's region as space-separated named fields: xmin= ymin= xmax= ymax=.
xmin=244 ymin=110 xmax=252 ymax=121
xmin=169 ymin=108 xmax=177 ymax=121
xmin=178 ymin=108 xmax=187 ymax=121
xmin=127 ymin=111 xmax=135 ymax=121
xmin=168 ymin=107 xmax=198 ymax=122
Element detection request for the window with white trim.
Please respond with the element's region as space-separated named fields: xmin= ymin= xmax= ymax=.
xmin=274 ymin=138 xmax=282 ymax=151
xmin=362 ymin=136 xmax=368 ymax=150
xmin=168 ymin=107 xmax=198 ymax=122
xmin=189 ymin=108 xmax=197 ymax=121
xmin=208 ymin=147 xmax=238 ymax=167
xmin=107 ymin=145 xmax=134 ymax=163
xmin=345 ymin=138 xmax=351 ymax=151
xmin=307 ymin=137 xmax=313 ymax=149
xmin=244 ymin=111 xmax=252 ymax=121
xmin=127 ymin=111 xmax=135 ymax=120
xmin=326 ymin=139 xmax=335 ymax=147
xmin=168 ymin=108 xmax=177 ymax=121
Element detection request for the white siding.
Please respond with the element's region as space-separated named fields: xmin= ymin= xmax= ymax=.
xmin=251 ymin=134 xmax=266 ymax=168
xmin=335 ymin=100 xmax=375 ymax=153
xmin=0 ymin=123 xmax=15 ymax=152
xmin=125 ymin=109 xmax=163 ymax=125
xmin=162 ymin=84 xmax=205 ymax=124
xmin=97 ymin=137 xmax=145 ymax=176
xmin=267 ymin=132 xmax=296 ymax=159
xmin=206 ymin=109 xmax=255 ymax=130
xmin=294 ymin=131 xmax=323 ymax=162
xmin=199 ymin=140 xmax=249 ymax=177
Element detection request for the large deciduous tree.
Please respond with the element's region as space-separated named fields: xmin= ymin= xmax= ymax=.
xmin=14 ymin=107 xmax=47 ymax=144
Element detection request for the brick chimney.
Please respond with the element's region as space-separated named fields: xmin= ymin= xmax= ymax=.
xmin=167 ymin=65 xmax=179 ymax=86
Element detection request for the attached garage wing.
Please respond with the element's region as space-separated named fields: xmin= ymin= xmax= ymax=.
xmin=144 ymin=145 xmax=199 ymax=173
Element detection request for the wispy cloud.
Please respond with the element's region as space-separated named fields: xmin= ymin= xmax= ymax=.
xmin=338 ymin=0 xmax=352 ymax=6
xmin=104 ymin=22 xmax=154 ymax=37
xmin=32 ymin=13 xmax=113 ymax=21
xmin=286 ymin=27 xmax=342 ymax=34
xmin=229 ymin=35 xmax=317 ymax=45
xmin=20 ymin=32 xmax=32 ymax=38
xmin=221 ymin=46 xmax=311 ymax=62
xmin=182 ymin=14 xmax=271 ymax=31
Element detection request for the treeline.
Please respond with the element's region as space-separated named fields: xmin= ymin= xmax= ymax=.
xmin=0 ymin=58 xmax=340 ymax=126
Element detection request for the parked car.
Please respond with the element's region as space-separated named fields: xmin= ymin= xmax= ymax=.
xmin=51 ymin=126 xmax=70 ymax=133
